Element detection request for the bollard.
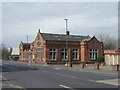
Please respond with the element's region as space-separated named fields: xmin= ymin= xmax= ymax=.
xmin=96 ymin=63 xmax=100 ymax=70
xmin=95 ymin=62 xmax=100 ymax=70
xmin=81 ymin=63 xmax=85 ymax=68
xmin=68 ymin=62 xmax=72 ymax=67
xmin=117 ymin=65 xmax=119 ymax=71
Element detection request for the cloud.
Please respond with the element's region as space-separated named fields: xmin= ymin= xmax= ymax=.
xmin=2 ymin=2 xmax=118 ymax=47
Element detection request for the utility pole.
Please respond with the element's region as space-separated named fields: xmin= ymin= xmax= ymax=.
xmin=64 ymin=19 xmax=68 ymax=67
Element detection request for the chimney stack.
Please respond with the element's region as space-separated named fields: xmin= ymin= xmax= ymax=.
xmin=38 ymin=29 xmax=40 ymax=32
xmin=66 ymin=31 xmax=70 ymax=35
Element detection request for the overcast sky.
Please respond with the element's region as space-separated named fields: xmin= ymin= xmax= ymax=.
xmin=2 ymin=2 xmax=118 ymax=48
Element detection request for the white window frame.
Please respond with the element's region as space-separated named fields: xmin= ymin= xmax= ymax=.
xmin=37 ymin=43 xmax=41 ymax=59
xmin=90 ymin=49 xmax=98 ymax=60
xmin=61 ymin=49 xmax=68 ymax=60
xmin=72 ymin=49 xmax=79 ymax=60
xmin=50 ymin=49 xmax=56 ymax=60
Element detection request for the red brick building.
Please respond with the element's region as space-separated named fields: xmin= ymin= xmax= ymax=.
xmin=19 ymin=30 xmax=103 ymax=64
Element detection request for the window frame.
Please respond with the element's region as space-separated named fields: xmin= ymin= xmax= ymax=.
xmin=61 ymin=48 xmax=68 ymax=60
xmin=49 ymin=48 xmax=57 ymax=60
xmin=90 ymin=49 xmax=98 ymax=60
xmin=72 ymin=48 xmax=79 ymax=60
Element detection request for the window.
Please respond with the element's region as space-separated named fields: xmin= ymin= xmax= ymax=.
xmin=42 ymin=48 xmax=44 ymax=60
xmin=90 ymin=49 xmax=98 ymax=60
xmin=92 ymin=42 xmax=95 ymax=44
xmin=50 ymin=49 xmax=56 ymax=60
xmin=37 ymin=48 xmax=40 ymax=59
xmin=72 ymin=49 xmax=79 ymax=60
xmin=61 ymin=49 xmax=68 ymax=60
xmin=37 ymin=43 xmax=41 ymax=59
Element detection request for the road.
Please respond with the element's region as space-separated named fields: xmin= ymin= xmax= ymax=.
xmin=2 ymin=60 xmax=119 ymax=89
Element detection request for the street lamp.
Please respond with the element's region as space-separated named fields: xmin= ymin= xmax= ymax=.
xmin=64 ymin=19 xmax=68 ymax=67
xmin=64 ymin=19 xmax=72 ymax=67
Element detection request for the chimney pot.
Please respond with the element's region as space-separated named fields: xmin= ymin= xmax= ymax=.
xmin=66 ymin=31 xmax=70 ymax=35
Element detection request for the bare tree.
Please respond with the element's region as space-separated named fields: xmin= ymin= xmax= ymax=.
xmin=96 ymin=33 xmax=118 ymax=50
xmin=0 ymin=43 xmax=11 ymax=60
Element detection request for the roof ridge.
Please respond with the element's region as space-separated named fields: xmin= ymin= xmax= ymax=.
xmin=41 ymin=33 xmax=89 ymax=37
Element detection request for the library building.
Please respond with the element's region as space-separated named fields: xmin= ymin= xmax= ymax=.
xmin=19 ymin=29 xmax=103 ymax=64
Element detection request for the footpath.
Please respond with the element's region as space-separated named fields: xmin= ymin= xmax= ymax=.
xmin=16 ymin=61 xmax=119 ymax=76
xmin=49 ymin=64 xmax=119 ymax=76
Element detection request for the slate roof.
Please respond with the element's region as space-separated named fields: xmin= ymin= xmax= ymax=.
xmin=41 ymin=33 xmax=91 ymax=42
xmin=22 ymin=43 xmax=31 ymax=45
xmin=22 ymin=43 xmax=31 ymax=51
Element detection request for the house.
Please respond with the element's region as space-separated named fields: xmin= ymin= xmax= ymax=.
xmin=19 ymin=29 xmax=103 ymax=64
xmin=11 ymin=48 xmax=19 ymax=61
xmin=104 ymin=50 xmax=120 ymax=65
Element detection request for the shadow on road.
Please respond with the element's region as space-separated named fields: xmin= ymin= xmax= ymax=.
xmin=2 ymin=64 xmax=39 ymax=72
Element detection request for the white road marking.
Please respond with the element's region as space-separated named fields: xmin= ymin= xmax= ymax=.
xmin=89 ymin=79 xmax=119 ymax=86
xmin=2 ymin=76 xmax=24 ymax=88
xmin=2 ymin=77 xmax=7 ymax=81
xmin=59 ymin=84 xmax=72 ymax=89
xmin=40 ymin=69 xmax=77 ymax=79
xmin=55 ymin=73 xmax=76 ymax=78
xmin=44 ymin=65 xmax=49 ymax=66
xmin=95 ymin=80 xmax=118 ymax=86
xmin=28 ymin=64 xmax=31 ymax=65
xmin=54 ymin=68 xmax=61 ymax=70
xmin=10 ymin=84 xmax=13 ymax=87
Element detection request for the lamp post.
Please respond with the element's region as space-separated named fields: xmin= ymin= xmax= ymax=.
xmin=64 ymin=19 xmax=68 ymax=67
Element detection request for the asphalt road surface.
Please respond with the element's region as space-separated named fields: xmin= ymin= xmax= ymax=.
xmin=2 ymin=60 xmax=119 ymax=89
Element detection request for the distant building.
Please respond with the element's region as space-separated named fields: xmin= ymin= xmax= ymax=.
xmin=104 ymin=50 xmax=120 ymax=65
xmin=11 ymin=48 xmax=19 ymax=61
xmin=19 ymin=30 xmax=103 ymax=63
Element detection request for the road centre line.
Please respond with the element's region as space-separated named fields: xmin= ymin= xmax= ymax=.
xmin=88 ymin=79 xmax=119 ymax=86
xmin=55 ymin=73 xmax=76 ymax=78
xmin=40 ymin=69 xmax=76 ymax=78
xmin=54 ymin=68 xmax=61 ymax=70
xmin=40 ymin=69 xmax=93 ymax=81
xmin=59 ymin=84 xmax=72 ymax=89
xmin=95 ymin=80 xmax=119 ymax=86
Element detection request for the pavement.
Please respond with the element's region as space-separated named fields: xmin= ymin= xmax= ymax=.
xmin=49 ymin=64 xmax=119 ymax=76
xmin=17 ymin=61 xmax=119 ymax=76
xmin=1 ymin=60 xmax=120 ymax=89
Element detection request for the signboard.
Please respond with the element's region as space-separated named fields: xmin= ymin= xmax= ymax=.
xmin=104 ymin=50 xmax=120 ymax=54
